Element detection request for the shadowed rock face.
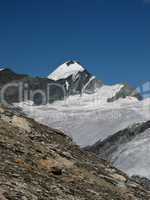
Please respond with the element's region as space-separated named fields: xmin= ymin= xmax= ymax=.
xmin=0 ymin=69 xmax=27 ymax=85
xmin=0 ymin=106 xmax=150 ymax=200
xmin=57 ymin=68 xmax=103 ymax=95
xmin=0 ymin=69 xmax=66 ymax=105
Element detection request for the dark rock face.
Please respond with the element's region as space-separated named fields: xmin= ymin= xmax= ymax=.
xmin=0 ymin=73 xmax=58 ymax=105
xmin=0 ymin=106 xmax=150 ymax=199
xmin=107 ymin=83 xmax=142 ymax=102
xmin=0 ymin=69 xmax=27 ymax=85
xmin=85 ymin=121 xmax=150 ymax=161
xmin=66 ymin=60 xmax=75 ymax=66
xmin=57 ymin=69 xmax=103 ymax=96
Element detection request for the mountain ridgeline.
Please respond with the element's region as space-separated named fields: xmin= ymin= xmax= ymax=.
xmin=85 ymin=121 xmax=150 ymax=161
xmin=0 ymin=61 xmax=142 ymax=105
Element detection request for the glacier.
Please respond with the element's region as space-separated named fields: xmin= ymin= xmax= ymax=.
xmin=16 ymin=84 xmax=150 ymax=147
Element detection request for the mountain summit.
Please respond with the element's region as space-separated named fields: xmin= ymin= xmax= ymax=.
xmin=48 ymin=61 xmax=85 ymax=81
xmin=48 ymin=61 xmax=102 ymax=96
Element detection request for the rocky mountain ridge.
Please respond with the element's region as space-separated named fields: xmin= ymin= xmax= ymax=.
xmin=0 ymin=61 xmax=142 ymax=105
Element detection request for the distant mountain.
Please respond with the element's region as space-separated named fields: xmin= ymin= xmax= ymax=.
xmin=48 ymin=61 xmax=103 ymax=95
xmin=0 ymin=61 xmax=103 ymax=105
xmin=48 ymin=61 xmax=141 ymax=100
xmin=0 ymin=61 xmax=141 ymax=106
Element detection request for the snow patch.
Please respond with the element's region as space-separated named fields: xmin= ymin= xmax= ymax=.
xmin=48 ymin=61 xmax=84 ymax=80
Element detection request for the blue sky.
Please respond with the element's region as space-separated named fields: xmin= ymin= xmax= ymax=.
xmin=0 ymin=0 xmax=149 ymax=86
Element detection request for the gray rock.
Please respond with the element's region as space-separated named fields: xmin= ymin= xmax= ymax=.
xmin=0 ymin=105 xmax=149 ymax=199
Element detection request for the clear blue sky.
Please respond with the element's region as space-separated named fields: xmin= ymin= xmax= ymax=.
xmin=0 ymin=0 xmax=149 ymax=86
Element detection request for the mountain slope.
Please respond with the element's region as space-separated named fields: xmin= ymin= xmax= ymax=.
xmin=17 ymin=89 xmax=148 ymax=147
xmin=17 ymin=87 xmax=150 ymax=178
xmin=85 ymin=120 xmax=150 ymax=178
xmin=0 ymin=105 xmax=150 ymax=200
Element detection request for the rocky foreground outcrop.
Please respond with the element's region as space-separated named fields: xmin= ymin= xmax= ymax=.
xmin=0 ymin=106 xmax=150 ymax=200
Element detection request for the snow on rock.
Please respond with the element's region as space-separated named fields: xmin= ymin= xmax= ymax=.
xmin=48 ymin=61 xmax=84 ymax=80
xmin=0 ymin=68 xmax=4 ymax=71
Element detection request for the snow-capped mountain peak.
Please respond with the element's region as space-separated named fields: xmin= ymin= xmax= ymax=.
xmin=48 ymin=61 xmax=85 ymax=80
